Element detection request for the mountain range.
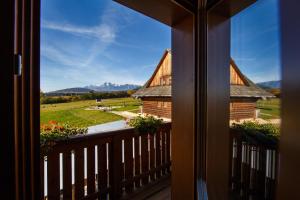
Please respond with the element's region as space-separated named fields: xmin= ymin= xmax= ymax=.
xmin=47 ymin=82 xmax=141 ymax=94
xmin=46 ymin=81 xmax=280 ymax=95
xmin=256 ymin=80 xmax=281 ymax=89
xmin=85 ymin=82 xmax=141 ymax=92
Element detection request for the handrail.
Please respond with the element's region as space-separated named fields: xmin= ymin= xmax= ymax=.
xmin=50 ymin=122 xmax=172 ymax=147
xmin=41 ymin=122 xmax=172 ymax=200
xmin=229 ymin=129 xmax=278 ymax=200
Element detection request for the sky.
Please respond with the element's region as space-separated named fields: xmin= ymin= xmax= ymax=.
xmin=231 ymin=0 xmax=281 ymax=83
xmin=41 ymin=0 xmax=280 ymax=92
xmin=41 ymin=0 xmax=170 ymax=92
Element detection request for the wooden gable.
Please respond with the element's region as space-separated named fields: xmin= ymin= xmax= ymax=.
xmin=230 ymin=59 xmax=247 ymax=85
xmin=148 ymin=50 xmax=172 ymax=87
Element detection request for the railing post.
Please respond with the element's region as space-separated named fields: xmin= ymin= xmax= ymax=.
xmin=110 ymin=135 xmax=122 ymax=199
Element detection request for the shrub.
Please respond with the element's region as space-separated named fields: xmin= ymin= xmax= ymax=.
xmin=231 ymin=121 xmax=279 ymax=145
xmin=40 ymin=121 xmax=87 ymax=155
xmin=40 ymin=96 xmax=71 ymax=104
xmin=128 ymin=115 xmax=163 ymax=135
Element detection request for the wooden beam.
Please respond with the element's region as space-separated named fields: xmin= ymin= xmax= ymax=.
xmin=172 ymin=14 xmax=195 ymax=200
xmin=206 ymin=7 xmax=230 ymax=200
xmin=277 ymin=1 xmax=300 ymax=199
xmin=207 ymin=0 xmax=257 ymax=17
xmin=114 ymin=0 xmax=192 ymax=26
xmin=0 ymin=0 xmax=16 ymax=199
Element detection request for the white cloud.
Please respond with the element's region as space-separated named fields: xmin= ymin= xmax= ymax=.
xmin=42 ymin=21 xmax=116 ymax=43
xmin=40 ymin=1 xmax=152 ymax=91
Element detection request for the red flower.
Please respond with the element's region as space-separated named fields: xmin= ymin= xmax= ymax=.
xmin=48 ymin=120 xmax=58 ymax=125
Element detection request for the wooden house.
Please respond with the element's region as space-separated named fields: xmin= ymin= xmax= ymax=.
xmin=133 ymin=49 xmax=172 ymax=119
xmin=133 ymin=50 xmax=274 ymax=120
xmin=3 ymin=1 xmax=300 ymax=199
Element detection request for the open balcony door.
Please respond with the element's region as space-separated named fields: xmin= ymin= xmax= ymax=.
xmin=1 ymin=0 xmax=40 ymax=199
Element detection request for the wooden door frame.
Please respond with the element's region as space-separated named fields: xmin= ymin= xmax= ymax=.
xmin=116 ymin=1 xmax=259 ymax=199
xmin=3 ymin=0 xmax=300 ymax=199
xmin=277 ymin=1 xmax=300 ymax=199
xmin=0 ymin=1 xmax=16 ymax=199
xmin=115 ymin=1 xmax=198 ymax=199
xmin=1 ymin=0 xmax=41 ymax=199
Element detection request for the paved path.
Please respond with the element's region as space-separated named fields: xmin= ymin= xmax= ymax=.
xmin=88 ymin=120 xmax=127 ymax=134
xmin=111 ymin=111 xmax=139 ymax=119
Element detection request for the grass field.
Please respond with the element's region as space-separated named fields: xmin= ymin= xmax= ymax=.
xmin=41 ymin=97 xmax=141 ymax=127
xmin=257 ymin=98 xmax=280 ymax=119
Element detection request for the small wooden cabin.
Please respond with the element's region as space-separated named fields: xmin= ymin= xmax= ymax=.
xmin=133 ymin=49 xmax=274 ymax=120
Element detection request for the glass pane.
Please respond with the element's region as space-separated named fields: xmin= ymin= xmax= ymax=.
xmin=230 ymin=0 xmax=281 ymax=199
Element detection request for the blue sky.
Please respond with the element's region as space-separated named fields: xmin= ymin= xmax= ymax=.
xmin=231 ymin=0 xmax=281 ymax=83
xmin=41 ymin=0 xmax=280 ymax=92
xmin=41 ymin=0 xmax=170 ymax=92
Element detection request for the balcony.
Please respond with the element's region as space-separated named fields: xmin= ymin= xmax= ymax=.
xmin=41 ymin=122 xmax=171 ymax=200
xmin=229 ymin=128 xmax=278 ymax=199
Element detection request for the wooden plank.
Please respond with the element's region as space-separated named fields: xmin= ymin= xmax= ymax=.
xmin=141 ymin=134 xmax=149 ymax=185
xmin=110 ymin=137 xmax=123 ymax=199
xmin=134 ymin=136 xmax=141 ymax=188
xmin=149 ymin=134 xmax=155 ymax=181
xmin=155 ymin=132 xmax=161 ymax=178
xmin=124 ymin=137 xmax=134 ymax=193
xmin=166 ymin=129 xmax=171 ymax=173
xmin=63 ymin=151 xmax=72 ymax=200
xmin=161 ymin=131 xmax=166 ymax=175
xmin=40 ymin=158 xmax=45 ymax=199
xmin=74 ymin=148 xmax=84 ymax=199
xmin=87 ymin=146 xmax=95 ymax=195
xmin=98 ymin=143 xmax=107 ymax=199
xmin=241 ymin=144 xmax=250 ymax=198
xmin=47 ymin=152 xmax=60 ymax=200
xmin=257 ymin=147 xmax=266 ymax=198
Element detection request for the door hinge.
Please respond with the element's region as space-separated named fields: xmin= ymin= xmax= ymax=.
xmin=14 ymin=54 xmax=22 ymax=76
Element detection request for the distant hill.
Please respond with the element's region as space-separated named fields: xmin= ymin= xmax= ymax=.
xmin=257 ymin=80 xmax=281 ymax=89
xmin=47 ymin=87 xmax=94 ymax=95
xmin=85 ymin=82 xmax=141 ymax=92
xmin=256 ymin=80 xmax=281 ymax=98
xmin=46 ymin=83 xmax=141 ymax=95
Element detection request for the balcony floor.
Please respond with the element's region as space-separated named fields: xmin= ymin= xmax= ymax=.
xmin=129 ymin=176 xmax=171 ymax=200
xmin=145 ymin=186 xmax=171 ymax=200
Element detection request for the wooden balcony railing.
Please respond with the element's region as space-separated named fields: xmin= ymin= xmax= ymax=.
xmin=229 ymin=129 xmax=278 ymax=200
xmin=41 ymin=122 xmax=171 ymax=200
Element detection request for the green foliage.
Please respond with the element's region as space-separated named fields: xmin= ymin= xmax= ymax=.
xmin=40 ymin=90 xmax=45 ymax=97
xmin=40 ymin=98 xmax=140 ymax=127
xmin=128 ymin=115 xmax=163 ymax=135
xmin=257 ymin=98 xmax=280 ymax=119
xmin=40 ymin=121 xmax=87 ymax=155
xmin=41 ymin=91 xmax=131 ymax=104
xmin=78 ymin=91 xmax=130 ymax=101
xmin=231 ymin=121 xmax=280 ymax=145
xmin=127 ymin=89 xmax=135 ymax=96
xmin=40 ymin=96 xmax=70 ymax=104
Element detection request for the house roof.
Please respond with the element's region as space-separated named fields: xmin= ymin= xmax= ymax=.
xmin=133 ymin=85 xmax=171 ymax=97
xmin=133 ymin=50 xmax=274 ymax=99
xmin=143 ymin=49 xmax=171 ymax=88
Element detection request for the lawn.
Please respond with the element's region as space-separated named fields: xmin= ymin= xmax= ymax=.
xmin=41 ymin=97 xmax=141 ymax=127
xmin=257 ymin=98 xmax=280 ymax=120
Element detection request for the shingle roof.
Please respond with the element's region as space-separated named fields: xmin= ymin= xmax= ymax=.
xmin=133 ymin=83 xmax=274 ymax=98
xmin=133 ymin=50 xmax=274 ymax=99
xmin=133 ymin=85 xmax=171 ymax=97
